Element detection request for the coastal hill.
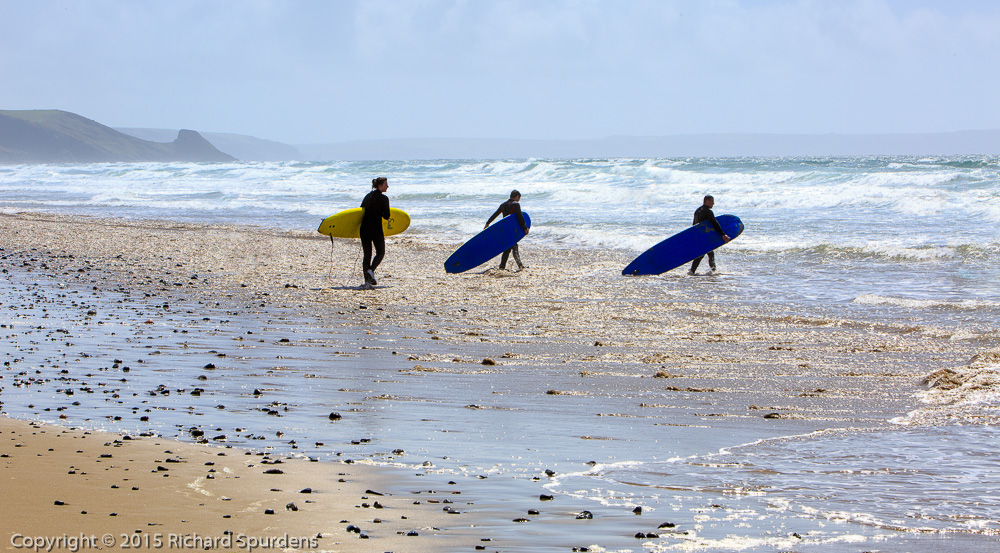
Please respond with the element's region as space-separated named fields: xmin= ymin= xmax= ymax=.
xmin=116 ymin=127 xmax=301 ymax=161
xmin=0 ymin=110 xmax=236 ymax=164
xmin=5 ymin=109 xmax=999 ymax=163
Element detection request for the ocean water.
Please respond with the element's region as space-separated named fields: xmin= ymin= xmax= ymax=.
xmin=2 ymin=156 xmax=999 ymax=551
xmin=2 ymin=156 xmax=998 ymax=325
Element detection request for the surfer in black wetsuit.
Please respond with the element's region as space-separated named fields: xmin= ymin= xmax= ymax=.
xmin=360 ymin=177 xmax=390 ymax=286
xmin=688 ymin=195 xmax=731 ymax=275
xmin=484 ymin=190 xmax=529 ymax=271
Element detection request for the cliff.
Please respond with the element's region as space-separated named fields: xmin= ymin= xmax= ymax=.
xmin=116 ymin=127 xmax=301 ymax=161
xmin=0 ymin=110 xmax=237 ymax=164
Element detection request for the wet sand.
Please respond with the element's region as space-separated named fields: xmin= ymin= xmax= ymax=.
xmin=0 ymin=417 xmax=466 ymax=552
xmin=1 ymin=210 xmax=984 ymax=424
xmin=1 ymin=211 xmax=996 ymax=551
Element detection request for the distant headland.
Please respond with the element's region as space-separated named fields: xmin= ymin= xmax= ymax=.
xmin=4 ymin=109 xmax=999 ymax=163
xmin=0 ymin=110 xmax=236 ymax=164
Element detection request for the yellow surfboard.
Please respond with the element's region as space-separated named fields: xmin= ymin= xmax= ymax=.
xmin=317 ymin=207 xmax=411 ymax=238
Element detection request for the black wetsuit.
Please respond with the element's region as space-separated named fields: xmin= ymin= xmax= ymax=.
xmin=360 ymin=188 xmax=390 ymax=280
xmin=485 ymin=199 xmax=528 ymax=270
xmin=689 ymin=204 xmax=724 ymax=273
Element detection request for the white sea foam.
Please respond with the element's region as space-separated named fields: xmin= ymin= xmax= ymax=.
xmin=853 ymin=294 xmax=999 ymax=310
xmin=914 ymin=363 xmax=1000 ymax=410
xmin=2 ymin=156 xmax=997 ymax=331
xmin=645 ymin=531 xmax=879 ymax=552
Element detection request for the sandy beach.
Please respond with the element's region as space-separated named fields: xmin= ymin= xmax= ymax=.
xmin=1 ymin=211 xmax=984 ymax=419
xmin=2 ymin=210 xmax=997 ymax=552
xmin=0 ymin=417 xmax=471 ymax=553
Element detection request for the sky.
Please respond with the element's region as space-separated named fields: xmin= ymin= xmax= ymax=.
xmin=2 ymin=0 xmax=1000 ymax=144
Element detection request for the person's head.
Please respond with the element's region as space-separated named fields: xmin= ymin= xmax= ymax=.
xmin=372 ymin=176 xmax=388 ymax=192
xmin=509 ymin=189 xmax=521 ymax=201
xmin=703 ymin=195 xmax=714 ymax=208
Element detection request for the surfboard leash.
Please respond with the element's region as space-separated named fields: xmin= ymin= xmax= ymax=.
xmin=325 ymin=235 xmax=361 ymax=288
xmin=327 ymin=235 xmax=337 ymax=282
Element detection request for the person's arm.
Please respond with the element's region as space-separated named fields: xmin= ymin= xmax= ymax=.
xmin=380 ymin=194 xmax=391 ymax=220
xmin=706 ymin=210 xmax=730 ymax=242
xmin=484 ymin=206 xmax=503 ymax=229
xmin=511 ymin=203 xmax=529 ymax=234
xmin=705 ymin=211 xmax=724 ymax=234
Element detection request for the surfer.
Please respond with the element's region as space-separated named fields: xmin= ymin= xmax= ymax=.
xmin=688 ymin=195 xmax=731 ymax=275
xmin=485 ymin=190 xmax=529 ymax=271
xmin=360 ymin=177 xmax=391 ymax=286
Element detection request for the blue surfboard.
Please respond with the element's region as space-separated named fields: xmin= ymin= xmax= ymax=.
xmin=622 ymin=214 xmax=743 ymax=276
xmin=444 ymin=213 xmax=531 ymax=274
